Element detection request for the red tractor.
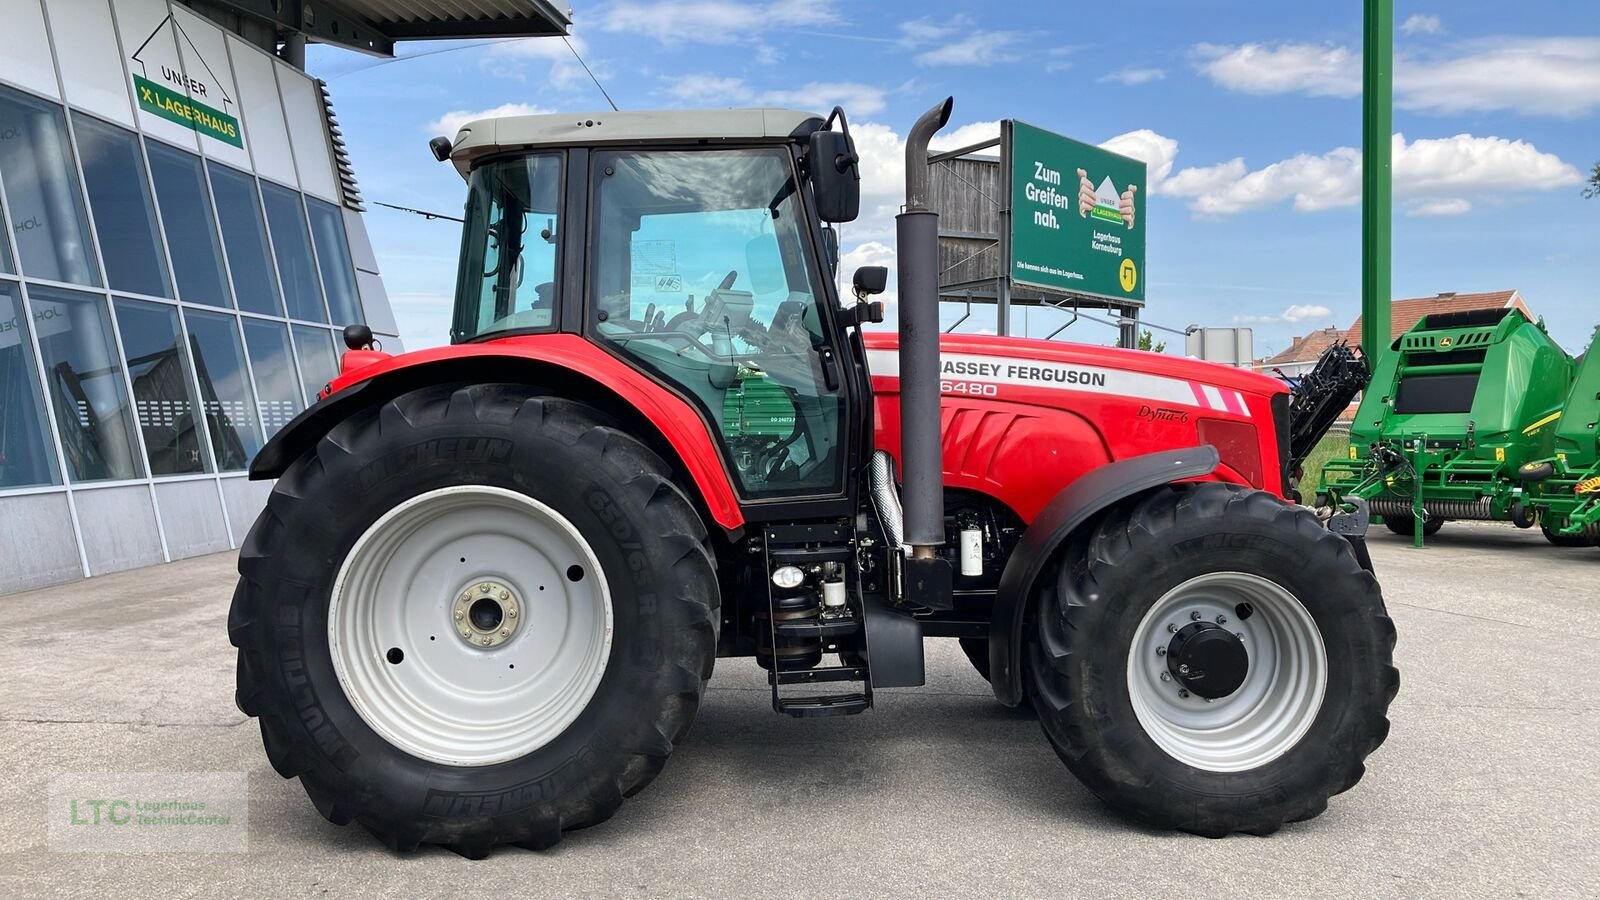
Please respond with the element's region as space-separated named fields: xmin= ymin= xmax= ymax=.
xmin=230 ymin=98 xmax=1396 ymax=857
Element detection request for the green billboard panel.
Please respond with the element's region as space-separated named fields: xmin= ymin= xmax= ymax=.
xmin=1009 ymin=120 xmax=1145 ymax=304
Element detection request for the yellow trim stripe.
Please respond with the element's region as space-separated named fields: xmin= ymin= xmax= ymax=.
xmin=1522 ymin=411 xmax=1562 ymax=435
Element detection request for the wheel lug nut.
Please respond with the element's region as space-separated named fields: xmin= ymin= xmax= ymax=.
xmin=455 ymin=610 xmax=464 ymax=620
xmin=1235 ymin=632 xmax=1244 ymax=640
xmin=1159 ymin=671 xmax=1171 ymax=682
xmin=500 ymin=629 xmax=509 ymax=637
xmin=1189 ymin=611 xmax=1202 ymax=621
xmin=1216 ymin=615 xmax=1228 ymax=624
xmin=507 ymin=608 xmax=517 ymax=618
xmin=1167 ymin=623 xmax=1178 ymax=633
xmin=1178 ymin=689 xmax=1190 ymax=698
xmin=498 ymin=590 xmax=509 ymax=600
xmin=480 ymin=636 xmax=491 ymax=645
xmin=1156 ymin=647 xmax=1166 ymax=656
xmin=1178 ymin=664 xmax=1190 ymax=675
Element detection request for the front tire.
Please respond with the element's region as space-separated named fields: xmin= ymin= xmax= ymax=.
xmin=1541 ymin=520 xmax=1597 ymax=548
xmin=229 ymin=385 xmax=718 ymax=856
xmin=1027 ymin=483 xmax=1397 ymax=836
xmin=1382 ymin=513 xmax=1443 ymax=537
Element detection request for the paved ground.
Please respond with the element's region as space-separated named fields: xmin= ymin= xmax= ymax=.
xmin=2 ymin=521 xmax=1597 ymax=898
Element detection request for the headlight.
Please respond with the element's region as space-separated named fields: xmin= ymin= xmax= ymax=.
xmin=771 ymin=566 xmax=805 ymax=590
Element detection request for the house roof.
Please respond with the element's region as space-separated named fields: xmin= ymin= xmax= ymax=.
xmin=1343 ymin=290 xmax=1526 ymax=346
xmin=1260 ymin=326 xmax=1345 ymax=368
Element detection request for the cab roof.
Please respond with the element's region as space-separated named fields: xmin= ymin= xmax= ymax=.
xmin=447 ymin=108 xmax=825 ymax=176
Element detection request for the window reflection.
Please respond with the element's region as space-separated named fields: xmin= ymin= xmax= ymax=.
xmin=0 ymin=88 xmax=99 ymax=286
xmin=306 ymin=199 xmax=362 ymax=326
xmin=183 ymin=310 xmax=264 ymax=471
xmin=240 ymin=318 xmax=304 ymax=436
xmin=261 ymin=183 xmax=326 ymax=323
xmin=147 ymin=142 xmax=232 ymax=308
xmin=30 ymin=287 xmax=142 ymax=481
xmin=114 ymin=299 xmax=208 ymax=475
xmin=290 ymin=325 xmax=338 ymax=404
xmin=0 ymin=282 xmax=60 ymax=488
xmin=74 ymin=115 xmax=171 ymax=298
xmin=208 ymin=165 xmax=283 ymax=316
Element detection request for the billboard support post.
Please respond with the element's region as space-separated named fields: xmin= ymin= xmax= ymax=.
xmin=1361 ymin=0 xmax=1393 ymax=366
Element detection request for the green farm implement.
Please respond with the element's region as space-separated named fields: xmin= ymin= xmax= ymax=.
xmin=1319 ymin=307 xmax=1575 ymax=546
xmin=1519 ymin=326 xmax=1600 ymax=546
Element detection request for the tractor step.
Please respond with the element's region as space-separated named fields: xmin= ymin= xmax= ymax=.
xmin=776 ymin=693 xmax=870 ymax=718
xmin=772 ymin=664 xmax=867 ymax=685
xmin=772 ymin=618 xmax=860 ymax=639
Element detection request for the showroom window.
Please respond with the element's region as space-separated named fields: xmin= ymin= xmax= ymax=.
xmin=30 ymin=286 xmax=143 ymax=482
xmin=114 ymin=299 xmax=209 ymax=476
xmin=184 ymin=310 xmax=265 ymax=471
xmin=73 ymin=115 xmax=173 ymax=299
xmin=0 ymin=213 xmax=12 ymax=273
xmin=291 ymin=324 xmax=338 ymax=404
xmin=306 ymin=198 xmax=362 ymax=326
xmin=0 ymin=88 xmax=100 ymax=287
xmin=209 ymin=165 xmax=284 ymax=317
xmin=241 ymin=318 xmax=305 ymax=435
xmin=0 ymin=282 xmax=60 ymax=488
xmin=146 ymin=142 xmax=232 ymax=309
xmin=261 ymin=182 xmax=327 ymax=323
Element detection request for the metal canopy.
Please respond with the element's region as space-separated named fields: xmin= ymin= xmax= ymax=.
xmin=209 ymin=0 xmax=572 ymax=57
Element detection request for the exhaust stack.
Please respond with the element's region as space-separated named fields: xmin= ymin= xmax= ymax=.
xmin=896 ymin=97 xmax=954 ymax=562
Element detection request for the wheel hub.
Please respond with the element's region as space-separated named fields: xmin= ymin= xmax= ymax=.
xmin=452 ymin=580 xmax=520 ymax=647
xmin=1167 ymin=622 xmax=1248 ymax=699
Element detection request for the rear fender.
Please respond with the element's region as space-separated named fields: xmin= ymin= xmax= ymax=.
xmin=987 ymin=446 xmax=1221 ymax=707
xmin=249 ymin=335 xmax=746 ymax=532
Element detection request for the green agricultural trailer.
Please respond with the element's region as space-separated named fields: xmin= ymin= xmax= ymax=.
xmin=1520 ymin=327 xmax=1600 ymax=546
xmin=1320 ymin=307 xmax=1574 ymax=545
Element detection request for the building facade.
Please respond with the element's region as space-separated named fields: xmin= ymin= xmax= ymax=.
xmin=0 ymin=0 xmax=404 ymax=592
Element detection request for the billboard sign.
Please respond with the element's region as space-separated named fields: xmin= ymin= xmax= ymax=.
xmin=1009 ymin=120 xmax=1145 ymax=305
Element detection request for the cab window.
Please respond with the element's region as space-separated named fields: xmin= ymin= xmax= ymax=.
xmin=589 ymin=148 xmax=843 ymax=499
xmin=452 ymin=153 xmax=562 ymax=342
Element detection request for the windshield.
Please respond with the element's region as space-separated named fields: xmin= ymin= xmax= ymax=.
xmin=451 ymin=153 xmax=563 ymax=342
xmin=589 ymin=147 xmax=845 ymax=499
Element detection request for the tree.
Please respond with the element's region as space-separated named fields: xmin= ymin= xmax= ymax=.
xmin=1586 ymin=160 xmax=1600 ymax=200
xmin=1118 ymin=329 xmax=1167 ymax=353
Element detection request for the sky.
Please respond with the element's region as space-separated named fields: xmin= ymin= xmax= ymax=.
xmin=306 ymin=1 xmax=1600 ymax=357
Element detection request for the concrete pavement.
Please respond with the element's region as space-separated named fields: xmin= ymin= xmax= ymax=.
xmin=1 ymin=523 xmax=1597 ymax=898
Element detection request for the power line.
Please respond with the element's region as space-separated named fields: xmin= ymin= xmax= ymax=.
xmin=563 ymin=36 xmax=618 ymax=111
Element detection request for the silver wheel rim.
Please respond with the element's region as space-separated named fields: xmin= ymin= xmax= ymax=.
xmin=329 ymin=485 xmax=613 ymax=767
xmin=1126 ymin=572 xmax=1326 ymax=772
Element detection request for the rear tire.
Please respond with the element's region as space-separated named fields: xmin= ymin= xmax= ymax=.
xmin=1026 ymin=483 xmax=1397 ymax=837
xmin=1541 ymin=521 xmax=1597 ymax=548
xmin=229 ymin=385 xmax=718 ymax=856
xmin=1382 ymin=513 xmax=1443 ymax=537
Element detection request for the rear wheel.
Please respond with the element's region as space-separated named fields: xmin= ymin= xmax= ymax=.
xmin=1541 ymin=520 xmax=1597 ymax=548
xmin=229 ymin=385 xmax=718 ymax=856
xmin=1382 ymin=513 xmax=1442 ymax=537
xmin=1026 ymin=483 xmax=1397 ymax=836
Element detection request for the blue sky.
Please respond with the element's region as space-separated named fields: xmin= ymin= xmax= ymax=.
xmin=308 ymin=1 xmax=1600 ymax=357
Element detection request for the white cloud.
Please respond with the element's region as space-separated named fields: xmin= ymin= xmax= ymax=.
xmin=1195 ymin=37 xmax=1600 ymax=118
xmin=426 ymin=103 xmax=548 ymax=136
xmin=598 ymin=1 xmax=838 ymax=44
xmin=664 ymin=75 xmax=887 ymax=116
xmin=1400 ymin=14 xmax=1443 ymax=35
xmin=915 ymin=30 xmax=1021 ymax=66
xmin=928 ymin=120 xmax=1001 ymax=153
xmin=1096 ymin=67 xmax=1167 ymax=86
xmin=1194 ymin=42 xmax=1359 ymax=97
xmin=1160 ymin=132 xmax=1581 ymax=217
xmin=1099 ymin=129 xmax=1180 ymax=190
xmin=483 ymin=34 xmax=591 ymax=89
xmin=1407 ymin=198 xmax=1472 ymax=216
xmin=1234 ymin=304 xmax=1335 ymax=325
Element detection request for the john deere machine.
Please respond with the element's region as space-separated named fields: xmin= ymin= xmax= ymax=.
xmin=1519 ymin=326 xmax=1600 ymax=546
xmin=1320 ymin=307 xmax=1574 ymax=544
xmin=230 ymin=98 xmax=1396 ymax=856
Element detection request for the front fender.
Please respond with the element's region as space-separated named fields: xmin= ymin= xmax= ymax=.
xmin=987 ymin=445 xmax=1221 ymax=707
xmin=249 ymin=334 xmax=746 ymax=531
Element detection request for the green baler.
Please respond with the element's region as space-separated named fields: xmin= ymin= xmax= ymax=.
xmin=1320 ymin=307 xmax=1574 ymax=543
xmin=1521 ymin=326 xmax=1600 ymax=545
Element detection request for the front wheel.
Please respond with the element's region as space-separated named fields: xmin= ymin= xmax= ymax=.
xmin=1027 ymin=483 xmax=1397 ymax=836
xmin=1541 ymin=520 xmax=1597 ymax=548
xmin=1382 ymin=513 xmax=1443 ymax=536
xmin=229 ymin=386 xmax=718 ymax=856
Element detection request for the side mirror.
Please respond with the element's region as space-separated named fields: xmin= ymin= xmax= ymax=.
xmin=808 ymin=129 xmax=860 ymax=223
xmin=852 ymin=266 xmax=888 ymax=298
xmin=429 ymin=136 xmax=453 ymax=162
xmin=343 ymin=323 xmax=375 ymax=350
xmin=820 ymin=225 xmax=840 ymax=274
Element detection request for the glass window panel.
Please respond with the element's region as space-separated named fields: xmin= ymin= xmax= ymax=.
xmin=208 ymin=165 xmax=283 ymax=316
xmin=114 ymin=299 xmax=208 ymax=475
xmin=261 ymin=183 xmax=326 ymax=322
xmin=30 ymin=286 xmax=142 ymax=481
xmin=0 ymin=209 xmax=12 ymax=272
xmin=0 ymin=282 xmax=61 ymax=488
xmin=290 ymin=324 xmax=338 ymax=404
xmin=146 ymin=142 xmax=231 ymax=308
xmin=73 ymin=115 xmax=172 ymax=298
xmin=452 ymin=154 xmax=562 ymax=342
xmin=0 ymin=88 xmax=100 ymax=286
xmin=241 ymin=318 xmax=304 ymax=437
xmin=183 ymin=310 xmax=263 ymax=471
xmin=305 ymin=198 xmax=362 ymax=326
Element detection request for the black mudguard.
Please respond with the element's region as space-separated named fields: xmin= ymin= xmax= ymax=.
xmin=987 ymin=446 xmax=1221 ymax=707
xmin=250 ymin=380 xmax=377 ymax=479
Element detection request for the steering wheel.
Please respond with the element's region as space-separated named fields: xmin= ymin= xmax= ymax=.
xmin=663 ymin=270 xmax=740 ymax=337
